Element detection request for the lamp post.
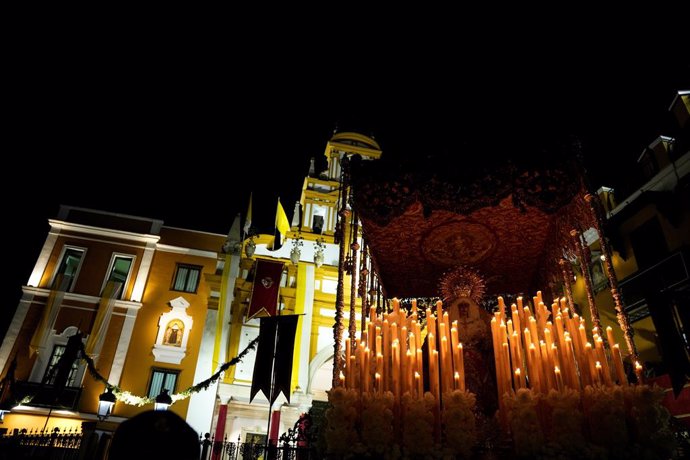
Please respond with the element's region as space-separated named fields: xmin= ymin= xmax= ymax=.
xmin=154 ymin=389 xmax=173 ymax=411
xmin=97 ymin=388 xmax=116 ymax=421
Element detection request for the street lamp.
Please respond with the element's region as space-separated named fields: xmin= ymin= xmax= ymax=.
xmin=154 ymin=389 xmax=172 ymax=411
xmin=97 ymin=388 xmax=116 ymax=421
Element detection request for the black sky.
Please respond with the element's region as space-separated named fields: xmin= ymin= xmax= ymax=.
xmin=2 ymin=36 xmax=688 ymax=335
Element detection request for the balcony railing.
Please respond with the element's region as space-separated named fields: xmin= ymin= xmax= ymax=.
xmin=619 ymin=249 xmax=689 ymax=322
xmin=12 ymin=381 xmax=82 ymax=410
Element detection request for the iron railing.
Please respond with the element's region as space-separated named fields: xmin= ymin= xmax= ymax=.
xmin=200 ymin=440 xmax=316 ymax=460
xmin=0 ymin=427 xmax=82 ymax=460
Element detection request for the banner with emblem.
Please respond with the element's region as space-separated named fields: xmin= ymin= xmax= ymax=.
xmin=247 ymin=259 xmax=285 ymax=319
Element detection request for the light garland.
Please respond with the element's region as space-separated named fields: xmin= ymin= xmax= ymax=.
xmin=83 ymin=337 xmax=259 ymax=406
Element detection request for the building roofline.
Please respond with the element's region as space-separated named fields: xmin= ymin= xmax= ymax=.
xmin=669 ymin=90 xmax=690 ymax=111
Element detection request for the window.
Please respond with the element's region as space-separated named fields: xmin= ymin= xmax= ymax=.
xmin=103 ymin=255 xmax=134 ymax=299
xmin=54 ymin=247 xmax=85 ymax=291
xmin=148 ymin=368 xmax=179 ymax=398
xmin=639 ymin=150 xmax=658 ymax=180
xmin=312 ymin=215 xmax=324 ymax=234
xmin=172 ymin=264 xmax=201 ymax=293
xmin=42 ymin=345 xmax=80 ymax=387
xmin=630 ymin=218 xmax=668 ymax=270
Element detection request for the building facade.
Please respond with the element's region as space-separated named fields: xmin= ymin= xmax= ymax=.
xmin=573 ymin=89 xmax=689 ymax=419
xmin=0 ymin=132 xmax=382 ymax=445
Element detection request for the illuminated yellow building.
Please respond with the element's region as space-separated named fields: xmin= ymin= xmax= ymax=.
xmin=207 ymin=132 xmax=382 ymax=442
xmin=0 ymin=132 xmax=382 ymax=446
xmin=0 ymin=207 xmax=229 ymax=435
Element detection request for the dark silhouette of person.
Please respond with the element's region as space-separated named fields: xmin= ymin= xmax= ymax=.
xmin=108 ymin=410 xmax=199 ymax=460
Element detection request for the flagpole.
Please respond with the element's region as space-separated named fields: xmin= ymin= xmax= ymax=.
xmin=264 ymin=316 xmax=278 ymax=457
xmin=273 ymin=197 xmax=280 ymax=251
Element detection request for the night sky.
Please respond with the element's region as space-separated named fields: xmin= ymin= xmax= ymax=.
xmin=2 ymin=40 xmax=688 ymax=336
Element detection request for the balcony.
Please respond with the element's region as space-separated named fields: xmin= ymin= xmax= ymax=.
xmin=12 ymin=381 xmax=82 ymax=410
xmin=619 ymin=248 xmax=689 ymax=322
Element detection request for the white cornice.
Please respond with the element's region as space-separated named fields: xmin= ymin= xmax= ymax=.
xmin=669 ymin=90 xmax=690 ymax=111
xmin=21 ymin=286 xmax=142 ymax=310
xmin=49 ymin=220 xmax=160 ymax=244
xmin=156 ymin=243 xmax=218 ymax=259
xmin=162 ymin=225 xmax=226 ymax=238
xmin=609 ymin=150 xmax=690 ymax=219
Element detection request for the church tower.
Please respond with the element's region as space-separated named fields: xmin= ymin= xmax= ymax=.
xmin=209 ymin=132 xmax=382 ymax=445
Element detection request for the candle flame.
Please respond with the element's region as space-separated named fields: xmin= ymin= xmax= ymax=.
xmin=595 ymin=361 xmax=602 ymax=369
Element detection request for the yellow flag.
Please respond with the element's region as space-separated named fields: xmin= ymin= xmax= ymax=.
xmin=276 ymin=199 xmax=290 ymax=242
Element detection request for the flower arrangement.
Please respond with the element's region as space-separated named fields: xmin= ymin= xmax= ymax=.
xmin=443 ymin=390 xmax=477 ymax=458
xmin=361 ymin=391 xmax=395 ymax=454
xmin=324 ymin=387 xmax=361 ymax=455
xmin=402 ymin=392 xmax=435 ymax=457
xmin=499 ymin=385 xmax=677 ymax=459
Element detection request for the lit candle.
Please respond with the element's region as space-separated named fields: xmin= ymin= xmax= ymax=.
xmin=606 ymin=326 xmax=615 ymax=348
xmin=430 ymin=349 xmax=440 ymax=399
xmin=409 ymin=330 xmax=417 ymax=374
xmin=514 ymin=368 xmax=523 ymax=389
xmin=441 ymin=335 xmax=451 ymax=394
xmin=528 ymin=343 xmax=541 ymax=392
xmin=540 ymin=340 xmax=554 ymax=390
xmin=375 ymin=372 xmax=381 ymax=395
xmin=563 ymin=335 xmax=578 ymax=390
xmin=427 ymin=309 xmax=436 ymax=341
xmin=634 ymin=361 xmax=644 ymax=384
xmin=457 ymin=343 xmax=465 ymax=391
xmin=497 ymin=296 xmax=506 ymax=323
xmin=454 ymin=371 xmax=460 ymax=391
xmin=511 ymin=307 xmax=521 ymax=338
xmin=510 ymin=331 xmax=522 ymax=380
xmin=415 ymin=371 xmax=422 ymax=398
xmin=364 ymin=347 xmax=371 ymax=393
xmin=611 ymin=344 xmax=627 ymax=386
xmin=595 ymin=337 xmax=612 ymax=386
xmin=595 ymin=361 xmax=604 ymax=385
xmin=406 ymin=349 xmax=414 ymax=395
xmin=501 ymin=342 xmax=511 ymax=393
xmin=339 ymin=371 xmax=345 ymax=387
xmin=382 ymin=320 xmax=390 ymax=391
xmin=392 ymin=340 xmax=400 ymax=399
xmin=554 ymin=366 xmax=564 ymax=392
xmin=376 ymin=353 xmax=384 ymax=387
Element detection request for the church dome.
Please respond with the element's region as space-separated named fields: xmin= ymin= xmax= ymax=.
xmin=329 ymin=132 xmax=380 ymax=151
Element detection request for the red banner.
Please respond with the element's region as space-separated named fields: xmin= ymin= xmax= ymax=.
xmin=247 ymin=259 xmax=284 ymax=319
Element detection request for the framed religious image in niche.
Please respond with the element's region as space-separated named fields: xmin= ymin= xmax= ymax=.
xmin=590 ymin=251 xmax=608 ymax=294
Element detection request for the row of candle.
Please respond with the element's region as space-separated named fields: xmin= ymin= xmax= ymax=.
xmin=491 ymin=291 xmax=637 ymax=405
xmin=340 ymin=298 xmax=466 ymax=402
